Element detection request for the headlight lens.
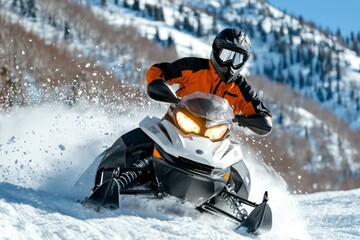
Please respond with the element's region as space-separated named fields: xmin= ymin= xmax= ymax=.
xmin=204 ymin=125 xmax=228 ymax=141
xmin=176 ymin=111 xmax=200 ymax=134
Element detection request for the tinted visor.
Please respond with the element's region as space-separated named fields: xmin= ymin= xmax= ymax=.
xmin=218 ymin=49 xmax=245 ymax=69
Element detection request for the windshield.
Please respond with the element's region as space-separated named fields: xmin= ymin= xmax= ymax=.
xmin=179 ymin=91 xmax=234 ymax=127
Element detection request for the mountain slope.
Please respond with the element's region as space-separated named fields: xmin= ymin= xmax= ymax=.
xmin=1 ymin=0 xmax=360 ymax=192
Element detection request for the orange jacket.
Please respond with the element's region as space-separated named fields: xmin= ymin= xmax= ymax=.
xmin=146 ymin=57 xmax=271 ymax=117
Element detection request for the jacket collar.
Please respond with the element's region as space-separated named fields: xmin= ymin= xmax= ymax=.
xmin=209 ymin=59 xmax=221 ymax=82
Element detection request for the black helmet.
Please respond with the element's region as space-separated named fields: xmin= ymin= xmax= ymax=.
xmin=210 ymin=28 xmax=252 ymax=84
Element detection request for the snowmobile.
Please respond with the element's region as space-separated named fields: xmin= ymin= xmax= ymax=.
xmin=81 ymin=80 xmax=272 ymax=235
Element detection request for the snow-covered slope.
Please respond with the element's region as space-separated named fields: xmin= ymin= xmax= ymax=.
xmin=0 ymin=103 xmax=359 ymax=240
xmin=1 ymin=2 xmax=360 ymax=237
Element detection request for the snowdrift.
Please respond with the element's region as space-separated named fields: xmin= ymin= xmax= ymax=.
xmin=0 ymin=103 xmax=358 ymax=239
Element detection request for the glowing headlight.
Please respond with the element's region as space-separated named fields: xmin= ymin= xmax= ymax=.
xmin=204 ymin=125 xmax=228 ymax=140
xmin=176 ymin=111 xmax=200 ymax=134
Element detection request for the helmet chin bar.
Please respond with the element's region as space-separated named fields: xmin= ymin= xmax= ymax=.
xmin=211 ymin=52 xmax=226 ymax=83
xmin=211 ymin=52 xmax=243 ymax=84
xmin=226 ymin=67 xmax=242 ymax=83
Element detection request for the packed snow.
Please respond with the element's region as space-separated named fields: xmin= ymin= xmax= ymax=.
xmin=0 ymin=103 xmax=359 ymax=240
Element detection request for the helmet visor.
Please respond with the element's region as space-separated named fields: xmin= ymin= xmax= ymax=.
xmin=218 ymin=49 xmax=245 ymax=69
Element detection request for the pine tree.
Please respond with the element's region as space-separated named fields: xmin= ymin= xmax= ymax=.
xmin=12 ymin=0 xmax=18 ymax=8
xmin=64 ymin=21 xmax=71 ymax=40
xmin=306 ymin=76 xmax=312 ymax=87
xmin=167 ymin=35 xmax=174 ymax=48
xmin=298 ymin=70 xmax=305 ymax=89
xmin=20 ymin=0 xmax=26 ymax=15
xmin=276 ymin=71 xmax=285 ymax=84
xmin=288 ymin=70 xmax=295 ymax=87
xmin=296 ymin=46 xmax=302 ymax=63
xmin=196 ymin=15 xmax=203 ymax=37
xmin=144 ymin=4 xmax=153 ymax=17
xmin=282 ymin=53 xmax=288 ymax=69
xmin=261 ymin=28 xmax=267 ymax=42
xmin=316 ymin=87 xmax=325 ymax=102
xmin=155 ymin=6 xmax=165 ymax=21
xmin=306 ymin=49 xmax=315 ymax=66
xmin=269 ymin=60 xmax=276 ymax=80
xmin=308 ymin=62 xmax=314 ymax=77
xmin=174 ymin=19 xmax=182 ymax=31
xmin=336 ymin=60 xmax=342 ymax=80
xmin=350 ymin=31 xmax=356 ymax=43
xmin=278 ymin=110 xmax=283 ymax=125
xmin=133 ymin=0 xmax=140 ymax=11
xmin=335 ymin=28 xmax=345 ymax=45
xmin=299 ymin=15 xmax=304 ymax=26
xmin=154 ymin=28 xmax=161 ymax=43
xmin=337 ymin=94 xmax=342 ymax=105
xmin=352 ymin=41 xmax=359 ymax=55
xmin=304 ymin=126 xmax=309 ymax=140
xmin=224 ymin=0 xmax=232 ymax=7
xmin=184 ymin=15 xmax=193 ymax=32
xmin=48 ymin=15 xmax=56 ymax=27
xmin=326 ymin=82 xmax=333 ymax=101
xmin=26 ymin=0 xmax=36 ymax=18
xmin=289 ymin=49 xmax=294 ymax=65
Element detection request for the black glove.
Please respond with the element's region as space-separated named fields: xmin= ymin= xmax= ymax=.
xmin=234 ymin=113 xmax=272 ymax=136
xmin=147 ymin=79 xmax=180 ymax=103
xmin=234 ymin=114 xmax=247 ymax=127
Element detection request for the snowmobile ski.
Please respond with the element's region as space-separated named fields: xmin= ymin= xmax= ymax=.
xmin=237 ymin=202 xmax=272 ymax=235
xmin=199 ymin=190 xmax=272 ymax=235
xmin=81 ymin=178 xmax=120 ymax=212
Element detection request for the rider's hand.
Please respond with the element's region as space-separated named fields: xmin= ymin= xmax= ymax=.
xmin=234 ymin=113 xmax=272 ymax=136
xmin=234 ymin=114 xmax=247 ymax=127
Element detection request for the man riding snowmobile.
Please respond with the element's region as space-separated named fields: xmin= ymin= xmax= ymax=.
xmin=146 ymin=27 xmax=272 ymax=136
xmin=81 ymin=28 xmax=274 ymax=235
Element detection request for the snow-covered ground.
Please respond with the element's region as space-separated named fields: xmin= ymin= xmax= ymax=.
xmin=0 ymin=103 xmax=359 ymax=240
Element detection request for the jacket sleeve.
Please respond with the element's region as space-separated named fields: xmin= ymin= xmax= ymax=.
xmin=145 ymin=57 xmax=202 ymax=85
xmin=234 ymin=75 xmax=272 ymax=118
